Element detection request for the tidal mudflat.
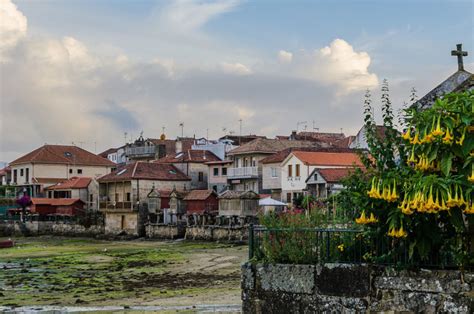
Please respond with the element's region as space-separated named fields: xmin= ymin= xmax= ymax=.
xmin=0 ymin=236 xmax=247 ymax=312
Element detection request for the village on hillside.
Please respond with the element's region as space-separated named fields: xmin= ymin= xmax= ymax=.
xmin=1 ymin=0 xmax=473 ymax=312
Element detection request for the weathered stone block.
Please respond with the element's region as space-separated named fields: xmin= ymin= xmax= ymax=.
xmin=315 ymin=263 xmax=370 ymax=298
xmin=257 ymin=264 xmax=315 ymax=294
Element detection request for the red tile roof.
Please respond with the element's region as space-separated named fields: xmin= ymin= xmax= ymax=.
xmin=293 ymin=132 xmax=346 ymax=144
xmin=227 ymin=138 xmax=327 ymax=156
xmin=10 ymin=145 xmax=115 ymax=167
xmin=32 ymin=177 xmax=67 ymax=184
xmin=291 ymin=151 xmax=363 ymax=167
xmin=183 ymin=190 xmax=217 ymax=201
xmin=98 ymin=162 xmax=190 ymax=182
xmin=31 ymin=198 xmax=84 ymax=206
xmin=0 ymin=167 xmax=11 ymax=176
xmin=45 ymin=177 xmax=92 ymax=190
xmin=156 ymin=150 xmax=221 ymax=164
xmin=316 ymin=168 xmax=357 ymax=183
xmin=261 ymin=147 xmax=358 ymax=164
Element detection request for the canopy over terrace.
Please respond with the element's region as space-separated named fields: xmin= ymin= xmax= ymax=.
xmin=259 ymin=197 xmax=287 ymax=214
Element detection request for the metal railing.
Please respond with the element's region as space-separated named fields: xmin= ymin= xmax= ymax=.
xmin=248 ymin=225 xmax=466 ymax=269
xmin=227 ymin=167 xmax=258 ymax=178
xmin=99 ymin=201 xmax=133 ymax=210
xmin=125 ymin=146 xmax=155 ymax=157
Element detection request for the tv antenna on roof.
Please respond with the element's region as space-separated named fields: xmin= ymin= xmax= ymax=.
xmin=179 ymin=122 xmax=184 ymax=137
xmin=296 ymin=121 xmax=307 ymax=132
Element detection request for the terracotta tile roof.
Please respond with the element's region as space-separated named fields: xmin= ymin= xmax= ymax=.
xmin=293 ymin=132 xmax=346 ymax=144
xmin=183 ymin=190 xmax=217 ymax=201
xmin=291 ymin=151 xmax=363 ymax=167
xmin=217 ymin=190 xmax=259 ymax=199
xmin=261 ymin=147 xmax=358 ymax=164
xmin=32 ymin=177 xmax=67 ymax=184
xmin=10 ymin=145 xmax=115 ymax=167
xmin=333 ymin=136 xmax=356 ymax=148
xmin=98 ymin=162 xmax=190 ymax=182
xmin=156 ymin=150 xmax=221 ymax=164
xmin=45 ymin=177 xmax=92 ymax=190
xmin=205 ymin=160 xmax=233 ymax=165
xmin=0 ymin=167 xmax=11 ymax=176
xmin=314 ymin=168 xmax=357 ymax=183
xmin=227 ymin=139 xmax=327 ymax=156
xmin=31 ymin=198 xmax=84 ymax=206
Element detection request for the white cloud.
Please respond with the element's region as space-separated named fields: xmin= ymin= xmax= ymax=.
xmin=159 ymin=0 xmax=240 ymax=33
xmin=278 ymin=50 xmax=293 ymax=63
xmin=0 ymin=0 xmax=27 ymax=60
xmin=286 ymin=39 xmax=378 ymax=93
xmin=220 ymin=62 xmax=252 ymax=75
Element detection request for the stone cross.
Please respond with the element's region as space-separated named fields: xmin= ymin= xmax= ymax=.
xmin=451 ymin=43 xmax=468 ymax=71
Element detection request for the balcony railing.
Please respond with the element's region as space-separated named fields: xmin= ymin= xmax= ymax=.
xmin=227 ymin=167 xmax=258 ymax=179
xmin=125 ymin=146 xmax=156 ymax=157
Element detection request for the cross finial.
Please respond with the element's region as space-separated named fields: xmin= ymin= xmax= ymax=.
xmin=451 ymin=43 xmax=468 ymax=71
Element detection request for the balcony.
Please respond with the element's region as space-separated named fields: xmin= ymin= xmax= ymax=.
xmin=125 ymin=146 xmax=156 ymax=158
xmin=227 ymin=167 xmax=258 ymax=179
xmin=99 ymin=201 xmax=134 ymax=211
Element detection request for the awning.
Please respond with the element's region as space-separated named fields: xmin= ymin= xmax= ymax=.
xmin=259 ymin=197 xmax=287 ymax=206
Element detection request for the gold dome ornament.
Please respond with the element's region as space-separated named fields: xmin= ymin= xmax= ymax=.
xmin=160 ymin=133 xmax=166 ymax=140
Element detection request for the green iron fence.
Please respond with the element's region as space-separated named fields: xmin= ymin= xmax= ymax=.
xmin=248 ymin=225 xmax=469 ymax=269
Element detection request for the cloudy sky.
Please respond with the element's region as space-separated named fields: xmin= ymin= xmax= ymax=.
xmin=0 ymin=0 xmax=472 ymax=162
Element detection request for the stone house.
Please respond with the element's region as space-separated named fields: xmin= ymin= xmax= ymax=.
xmin=8 ymin=144 xmax=115 ymax=197
xmin=156 ymin=149 xmax=221 ymax=190
xmin=98 ymin=161 xmax=191 ymax=236
xmin=45 ymin=177 xmax=99 ymax=211
xmin=226 ymin=138 xmax=324 ymax=193
xmin=218 ymin=190 xmax=259 ymax=217
xmin=206 ymin=160 xmax=232 ymax=193
xmin=280 ymin=151 xmax=363 ymax=204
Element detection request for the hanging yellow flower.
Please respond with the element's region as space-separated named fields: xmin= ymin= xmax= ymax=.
xmin=355 ymin=211 xmax=368 ymax=224
xmin=337 ymin=244 xmax=345 ymax=252
xmin=442 ymin=128 xmax=454 ymax=144
xmin=468 ymin=166 xmax=474 ymax=183
xmin=431 ymin=116 xmax=444 ymax=137
xmin=456 ymin=127 xmax=467 ymax=145
xmin=402 ymin=129 xmax=412 ymax=141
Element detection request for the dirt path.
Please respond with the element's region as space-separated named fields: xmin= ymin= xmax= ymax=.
xmin=0 ymin=236 xmax=248 ymax=312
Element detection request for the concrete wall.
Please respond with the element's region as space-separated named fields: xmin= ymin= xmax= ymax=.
xmin=242 ymin=263 xmax=473 ymax=313
xmin=262 ymin=163 xmax=281 ymax=191
xmin=0 ymin=220 xmax=104 ymax=237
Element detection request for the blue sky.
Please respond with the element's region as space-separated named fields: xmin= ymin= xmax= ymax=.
xmin=1 ymin=0 xmax=473 ymax=161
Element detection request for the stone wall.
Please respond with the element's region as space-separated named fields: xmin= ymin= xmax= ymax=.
xmin=185 ymin=225 xmax=248 ymax=242
xmin=146 ymin=223 xmax=186 ymax=239
xmin=242 ymin=263 xmax=473 ymax=313
xmin=0 ymin=220 xmax=104 ymax=237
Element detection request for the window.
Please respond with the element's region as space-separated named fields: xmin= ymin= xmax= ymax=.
xmin=25 ymin=168 xmax=29 ymax=183
xmin=77 ymin=169 xmax=83 ymax=174
xmin=89 ymin=194 xmax=93 ymax=203
xmin=126 ymin=192 xmax=131 ymax=202
xmin=314 ymin=174 xmax=318 ymax=181
xmin=69 ymin=169 xmax=73 ymax=174
xmin=20 ymin=169 xmax=24 ymax=176
xmin=213 ymin=167 xmax=219 ymax=176
xmin=198 ymin=172 xmax=204 ymax=182
xmin=115 ymin=193 xmax=120 ymax=202
xmin=296 ymin=164 xmax=300 ymax=177
xmin=222 ymin=167 xmax=227 ymax=176
xmin=288 ymin=165 xmax=293 ymax=177
xmin=271 ymin=167 xmax=278 ymax=178
xmin=13 ymin=169 xmax=17 ymax=183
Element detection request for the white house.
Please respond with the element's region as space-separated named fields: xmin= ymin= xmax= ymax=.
xmin=280 ymin=151 xmax=363 ymax=204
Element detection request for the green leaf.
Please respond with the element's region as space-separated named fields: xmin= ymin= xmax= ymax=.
xmin=440 ymin=153 xmax=453 ymax=177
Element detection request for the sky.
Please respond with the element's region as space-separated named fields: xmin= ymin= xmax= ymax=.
xmin=0 ymin=0 xmax=473 ymax=162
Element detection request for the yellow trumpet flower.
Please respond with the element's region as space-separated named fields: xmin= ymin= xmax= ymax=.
xmin=355 ymin=211 xmax=368 ymax=224
xmin=456 ymin=127 xmax=466 ymax=145
xmin=431 ymin=116 xmax=444 ymax=137
xmin=442 ymin=128 xmax=454 ymax=144
xmin=468 ymin=167 xmax=474 ymax=183
xmin=368 ymin=213 xmax=378 ymax=224
xmin=411 ymin=132 xmax=422 ymax=145
xmin=402 ymin=129 xmax=412 ymax=141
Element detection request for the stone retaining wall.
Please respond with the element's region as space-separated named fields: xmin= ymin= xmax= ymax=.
xmin=185 ymin=225 xmax=248 ymax=242
xmin=0 ymin=220 xmax=104 ymax=237
xmin=241 ymin=263 xmax=473 ymax=313
xmin=145 ymin=223 xmax=186 ymax=239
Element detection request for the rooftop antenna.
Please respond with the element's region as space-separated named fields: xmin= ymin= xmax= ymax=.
xmin=206 ymin=128 xmax=209 ymax=140
xmin=124 ymin=132 xmax=128 ymax=144
xmin=296 ymin=121 xmax=307 ymax=133
xmin=340 ymin=128 xmax=343 ymax=134
xmin=238 ymin=119 xmax=243 ymax=145
xmin=179 ymin=122 xmax=184 ymax=138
